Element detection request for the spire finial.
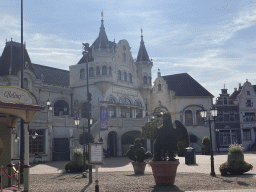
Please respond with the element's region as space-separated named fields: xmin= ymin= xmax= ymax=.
xmin=224 ymin=84 xmax=225 ymax=89
xmin=101 ymin=10 xmax=104 ymax=18
xmin=141 ymin=28 xmax=143 ymax=34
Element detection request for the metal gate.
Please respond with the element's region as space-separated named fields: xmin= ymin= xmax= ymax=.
xmin=52 ymin=138 xmax=70 ymax=161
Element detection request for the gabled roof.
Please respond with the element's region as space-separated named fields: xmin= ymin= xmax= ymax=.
xmin=162 ymin=73 xmax=213 ymax=97
xmin=0 ymin=40 xmax=35 ymax=76
xmin=136 ymin=35 xmax=150 ymax=62
xmin=32 ymin=64 xmax=69 ymax=87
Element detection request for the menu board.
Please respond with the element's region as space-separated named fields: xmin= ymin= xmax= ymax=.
xmin=89 ymin=143 xmax=103 ymax=164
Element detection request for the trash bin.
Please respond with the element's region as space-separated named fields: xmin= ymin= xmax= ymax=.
xmin=184 ymin=147 xmax=196 ymax=164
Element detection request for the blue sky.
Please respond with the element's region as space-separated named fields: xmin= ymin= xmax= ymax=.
xmin=1 ymin=0 xmax=256 ymax=99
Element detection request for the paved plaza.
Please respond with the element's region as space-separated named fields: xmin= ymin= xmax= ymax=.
xmin=26 ymin=153 xmax=256 ymax=192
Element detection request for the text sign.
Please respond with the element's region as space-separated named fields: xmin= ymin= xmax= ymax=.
xmin=89 ymin=143 xmax=103 ymax=164
xmin=0 ymin=86 xmax=34 ymax=105
xmin=113 ymin=87 xmax=138 ymax=96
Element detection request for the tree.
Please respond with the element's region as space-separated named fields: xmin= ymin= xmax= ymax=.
xmin=141 ymin=119 xmax=159 ymax=141
xmin=79 ymin=132 xmax=94 ymax=145
xmin=175 ymin=120 xmax=190 ymax=156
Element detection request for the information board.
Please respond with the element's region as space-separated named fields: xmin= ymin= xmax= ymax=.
xmin=89 ymin=143 xmax=103 ymax=164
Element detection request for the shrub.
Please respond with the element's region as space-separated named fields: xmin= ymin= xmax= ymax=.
xmin=126 ymin=138 xmax=151 ymax=162
xmin=189 ymin=133 xmax=198 ymax=143
xmin=219 ymin=143 xmax=253 ymax=175
xmin=65 ymin=149 xmax=88 ymax=173
xmin=175 ymin=120 xmax=190 ymax=157
xmin=201 ymin=137 xmax=211 ymax=155
xmin=79 ymin=132 xmax=94 ymax=145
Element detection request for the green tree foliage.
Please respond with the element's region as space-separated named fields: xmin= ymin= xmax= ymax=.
xmin=141 ymin=119 xmax=159 ymax=141
xmin=189 ymin=133 xmax=198 ymax=143
xmin=65 ymin=149 xmax=88 ymax=172
xmin=126 ymin=138 xmax=151 ymax=162
xmin=79 ymin=132 xmax=94 ymax=145
xmin=152 ymin=112 xmax=178 ymax=161
xmin=201 ymin=137 xmax=211 ymax=155
xmin=175 ymin=120 xmax=190 ymax=157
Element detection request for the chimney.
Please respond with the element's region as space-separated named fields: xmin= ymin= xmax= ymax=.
xmin=157 ymin=69 xmax=161 ymax=77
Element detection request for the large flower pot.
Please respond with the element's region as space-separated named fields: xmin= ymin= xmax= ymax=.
xmin=149 ymin=160 xmax=179 ymax=185
xmin=132 ymin=162 xmax=147 ymax=174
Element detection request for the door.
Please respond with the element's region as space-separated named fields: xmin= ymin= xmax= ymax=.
xmin=52 ymin=138 xmax=70 ymax=161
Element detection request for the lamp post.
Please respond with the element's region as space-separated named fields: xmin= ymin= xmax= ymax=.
xmin=200 ymin=105 xmax=218 ymax=177
xmin=74 ymin=117 xmax=80 ymax=130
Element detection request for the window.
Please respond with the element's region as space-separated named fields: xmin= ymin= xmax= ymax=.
xmin=117 ymin=70 xmax=121 ymax=80
xmin=80 ymin=69 xmax=85 ymax=79
xmin=135 ymin=100 xmax=142 ymax=107
xmin=23 ymin=78 xmax=29 ymax=90
xmin=136 ymin=109 xmax=143 ymax=118
xmin=108 ymin=97 xmax=116 ymax=104
xmin=129 ymin=73 xmax=132 ymax=83
xmin=123 ymin=45 xmax=126 ymax=51
xmin=247 ymin=91 xmax=250 ymax=95
xmin=148 ymin=76 xmax=152 ymax=84
xmin=243 ymin=129 xmax=251 ymax=140
xmin=196 ymin=110 xmax=204 ymax=125
xmin=54 ymin=100 xmax=69 ymax=116
xmin=29 ymin=129 xmax=45 ymax=154
xmin=244 ymin=112 xmax=255 ymax=121
xmin=246 ymin=99 xmax=253 ymax=107
xmin=219 ymin=130 xmax=231 ymax=147
xmin=124 ymin=72 xmax=127 ymax=81
xmin=121 ymin=107 xmax=132 ymax=118
xmin=120 ymin=97 xmax=132 ymax=105
xmin=158 ymin=84 xmax=162 ymax=91
xmin=143 ymin=76 xmax=147 ymax=84
xmin=102 ymin=66 xmax=107 ymax=75
xmin=185 ymin=110 xmax=193 ymax=126
xmin=123 ymin=53 xmax=126 ymax=62
xmin=108 ymin=106 xmax=116 ymax=118
xmin=96 ymin=66 xmax=100 ymax=75
xmin=224 ymin=114 xmax=230 ymax=122
xmin=89 ymin=67 xmax=94 ymax=77
xmin=109 ymin=66 xmax=112 ymax=76
xmin=224 ymin=98 xmax=227 ymax=105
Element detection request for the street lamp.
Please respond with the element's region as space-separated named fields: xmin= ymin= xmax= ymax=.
xmin=200 ymin=105 xmax=218 ymax=177
xmin=74 ymin=117 xmax=80 ymax=130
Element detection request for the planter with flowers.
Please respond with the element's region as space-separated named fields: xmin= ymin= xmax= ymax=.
xmin=126 ymin=138 xmax=152 ymax=174
xmin=142 ymin=112 xmax=182 ymax=185
xmin=219 ymin=143 xmax=253 ymax=175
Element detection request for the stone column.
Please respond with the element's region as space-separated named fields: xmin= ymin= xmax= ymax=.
xmin=117 ymin=137 xmax=122 ymax=156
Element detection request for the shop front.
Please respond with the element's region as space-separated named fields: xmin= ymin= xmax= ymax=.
xmin=0 ymin=86 xmax=43 ymax=191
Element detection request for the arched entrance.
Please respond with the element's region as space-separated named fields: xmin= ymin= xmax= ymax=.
xmin=107 ymin=131 xmax=117 ymax=157
xmin=121 ymin=131 xmax=144 ymax=156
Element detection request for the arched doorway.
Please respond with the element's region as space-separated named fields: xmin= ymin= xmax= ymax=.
xmin=53 ymin=100 xmax=69 ymax=116
xmin=121 ymin=131 xmax=144 ymax=156
xmin=107 ymin=131 xmax=117 ymax=157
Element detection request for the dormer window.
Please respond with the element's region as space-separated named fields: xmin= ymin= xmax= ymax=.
xmin=102 ymin=66 xmax=107 ymax=75
xmin=23 ymin=78 xmax=29 ymax=90
xmin=123 ymin=53 xmax=126 ymax=62
xmin=80 ymin=69 xmax=85 ymax=79
xmin=89 ymin=67 xmax=94 ymax=77
xmin=158 ymin=84 xmax=162 ymax=91
xmin=246 ymin=99 xmax=253 ymax=107
xmin=117 ymin=70 xmax=121 ymax=80
xmin=96 ymin=66 xmax=100 ymax=75
xmin=224 ymin=97 xmax=227 ymax=105
xmin=247 ymin=91 xmax=250 ymax=95
xmin=143 ymin=76 xmax=147 ymax=84
xmin=124 ymin=72 xmax=127 ymax=81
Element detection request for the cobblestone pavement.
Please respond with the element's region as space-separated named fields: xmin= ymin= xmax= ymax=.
xmin=28 ymin=153 xmax=256 ymax=192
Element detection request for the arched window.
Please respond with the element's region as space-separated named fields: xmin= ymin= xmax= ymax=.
xmin=24 ymin=78 xmax=29 ymax=90
xmin=124 ymin=72 xmax=127 ymax=81
xmin=158 ymin=84 xmax=162 ymax=91
xmin=224 ymin=97 xmax=227 ymax=105
xmin=129 ymin=73 xmax=132 ymax=83
xmin=120 ymin=97 xmax=132 ymax=105
xmin=148 ymin=76 xmax=152 ymax=84
xmin=143 ymin=76 xmax=147 ymax=84
xmin=96 ymin=66 xmax=100 ymax=75
xmin=108 ymin=97 xmax=116 ymax=104
xmin=185 ymin=110 xmax=193 ymax=126
xmin=54 ymin=100 xmax=69 ymax=116
xmin=117 ymin=70 xmax=121 ymax=80
xmin=102 ymin=66 xmax=107 ymax=75
xmin=196 ymin=110 xmax=204 ymax=125
xmin=89 ymin=67 xmax=94 ymax=77
xmin=123 ymin=53 xmax=126 ymax=62
xmin=80 ymin=69 xmax=85 ymax=79
xmin=108 ymin=97 xmax=116 ymax=118
xmin=109 ymin=66 xmax=112 ymax=76
xmin=135 ymin=100 xmax=143 ymax=107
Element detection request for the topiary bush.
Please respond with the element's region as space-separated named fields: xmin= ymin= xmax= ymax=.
xmin=126 ymin=138 xmax=151 ymax=162
xmin=189 ymin=133 xmax=198 ymax=143
xmin=201 ymin=137 xmax=211 ymax=155
xmin=175 ymin=120 xmax=190 ymax=157
xmin=65 ymin=149 xmax=88 ymax=172
xmin=219 ymin=143 xmax=253 ymax=175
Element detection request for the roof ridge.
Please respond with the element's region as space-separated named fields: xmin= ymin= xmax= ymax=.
xmin=32 ymin=63 xmax=69 ymax=72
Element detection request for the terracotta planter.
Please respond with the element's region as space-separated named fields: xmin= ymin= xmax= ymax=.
xmin=149 ymin=160 xmax=179 ymax=185
xmin=132 ymin=162 xmax=147 ymax=174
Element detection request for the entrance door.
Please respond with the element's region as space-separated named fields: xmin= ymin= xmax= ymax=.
xmin=52 ymin=138 xmax=70 ymax=161
xmin=107 ymin=132 xmax=117 ymax=157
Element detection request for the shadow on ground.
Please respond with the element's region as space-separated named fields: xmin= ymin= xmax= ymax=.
xmin=152 ymin=185 xmax=184 ymax=192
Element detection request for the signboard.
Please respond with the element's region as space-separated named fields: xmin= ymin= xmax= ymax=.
xmin=100 ymin=101 xmax=108 ymax=131
xmin=113 ymin=87 xmax=138 ymax=96
xmin=89 ymin=143 xmax=103 ymax=164
xmin=0 ymin=86 xmax=34 ymax=105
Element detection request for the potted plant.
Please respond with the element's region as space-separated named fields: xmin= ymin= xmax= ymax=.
xmin=126 ymin=138 xmax=152 ymax=174
xmin=142 ymin=112 xmax=181 ymax=185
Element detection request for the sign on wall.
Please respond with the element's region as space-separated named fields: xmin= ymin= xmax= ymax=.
xmin=100 ymin=101 xmax=108 ymax=131
xmin=0 ymin=86 xmax=34 ymax=105
xmin=89 ymin=143 xmax=103 ymax=164
xmin=113 ymin=87 xmax=138 ymax=96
